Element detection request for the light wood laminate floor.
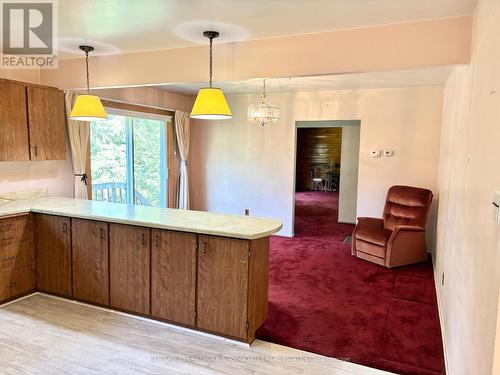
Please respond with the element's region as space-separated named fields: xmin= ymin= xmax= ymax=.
xmin=0 ymin=294 xmax=394 ymax=375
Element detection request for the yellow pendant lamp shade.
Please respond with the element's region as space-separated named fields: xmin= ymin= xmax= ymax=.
xmin=190 ymin=31 xmax=231 ymax=120
xmin=69 ymin=45 xmax=108 ymax=122
xmin=70 ymin=94 xmax=108 ymax=121
xmin=191 ymin=88 xmax=232 ymax=120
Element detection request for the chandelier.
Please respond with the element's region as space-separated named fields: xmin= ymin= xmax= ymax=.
xmin=247 ymin=79 xmax=280 ymax=126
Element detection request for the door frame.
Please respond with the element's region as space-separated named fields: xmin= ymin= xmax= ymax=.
xmin=292 ymin=120 xmax=361 ymax=234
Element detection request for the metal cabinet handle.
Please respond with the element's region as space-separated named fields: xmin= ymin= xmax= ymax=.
xmin=34 ymin=146 xmax=38 ymax=157
xmin=201 ymin=241 xmax=206 ymax=254
xmin=1 ymin=256 xmax=15 ymax=262
xmin=6 ymin=281 xmax=16 ymax=288
xmin=100 ymin=228 xmax=105 ymax=240
xmin=155 ymin=235 xmax=159 ymax=248
xmin=62 ymin=222 xmax=68 ymax=234
xmin=1 ymin=236 xmax=14 ymax=242
xmin=141 ymin=233 xmax=145 ymax=246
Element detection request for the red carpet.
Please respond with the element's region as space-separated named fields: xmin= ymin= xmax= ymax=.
xmin=257 ymin=192 xmax=445 ymax=375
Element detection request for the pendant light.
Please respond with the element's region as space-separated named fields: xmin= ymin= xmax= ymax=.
xmin=190 ymin=31 xmax=232 ymax=120
xmin=248 ymin=79 xmax=280 ymax=126
xmin=69 ymin=45 xmax=108 ymax=121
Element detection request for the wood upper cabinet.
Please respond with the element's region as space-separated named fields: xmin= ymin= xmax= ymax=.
xmin=35 ymin=214 xmax=71 ymax=297
xmin=27 ymin=85 xmax=66 ymax=160
xmin=109 ymin=224 xmax=150 ymax=315
xmin=0 ymin=80 xmax=29 ymax=161
xmin=72 ymin=219 xmax=109 ymax=306
xmin=151 ymin=229 xmax=197 ymax=326
xmin=197 ymin=235 xmax=250 ymax=340
xmin=0 ymin=79 xmax=66 ymax=161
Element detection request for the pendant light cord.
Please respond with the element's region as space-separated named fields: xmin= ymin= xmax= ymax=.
xmin=262 ymin=79 xmax=267 ymax=103
xmin=85 ymin=50 xmax=90 ymax=94
xmin=209 ymin=36 xmax=213 ymax=87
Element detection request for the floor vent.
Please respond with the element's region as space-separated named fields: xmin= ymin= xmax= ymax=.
xmin=343 ymin=235 xmax=352 ymax=243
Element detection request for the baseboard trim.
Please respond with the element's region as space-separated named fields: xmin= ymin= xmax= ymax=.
xmin=0 ymin=291 xmax=38 ymax=308
xmin=338 ymin=220 xmax=356 ymax=225
xmin=30 ymin=292 xmax=251 ymax=348
xmin=433 ymin=266 xmax=450 ymax=374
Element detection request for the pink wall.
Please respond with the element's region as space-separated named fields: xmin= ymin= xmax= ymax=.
xmin=93 ymin=87 xmax=194 ymax=113
xmin=434 ymin=0 xmax=500 ymax=373
xmin=39 ymin=16 xmax=472 ymax=90
xmin=190 ymin=86 xmax=443 ymax=240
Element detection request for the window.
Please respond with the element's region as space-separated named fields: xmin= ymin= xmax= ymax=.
xmin=90 ymin=110 xmax=169 ymax=208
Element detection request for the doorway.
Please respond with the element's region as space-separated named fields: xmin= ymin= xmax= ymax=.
xmin=293 ymin=120 xmax=361 ymax=235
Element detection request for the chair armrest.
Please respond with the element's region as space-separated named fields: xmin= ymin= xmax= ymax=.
xmin=392 ymin=225 xmax=425 ymax=233
xmin=355 ymin=217 xmax=383 ymax=230
xmin=352 ymin=217 xmax=383 ymax=256
xmin=388 ymin=225 xmax=425 ymax=246
xmin=386 ymin=225 xmax=427 ymax=267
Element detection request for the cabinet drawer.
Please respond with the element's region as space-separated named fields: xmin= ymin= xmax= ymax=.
xmin=0 ymin=240 xmax=34 ymax=272
xmin=0 ymin=266 xmax=35 ymax=301
xmin=0 ymin=215 xmax=33 ymax=246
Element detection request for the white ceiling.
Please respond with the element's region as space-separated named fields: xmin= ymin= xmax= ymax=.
xmin=57 ymin=0 xmax=477 ymax=57
xmin=153 ymin=66 xmax=454 ymax=96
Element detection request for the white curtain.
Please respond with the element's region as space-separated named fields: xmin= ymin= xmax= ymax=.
xmin=175 ymin=110 xmax=190 ymax=209
xmin=65 ymin=92 xmax=90 ymax=199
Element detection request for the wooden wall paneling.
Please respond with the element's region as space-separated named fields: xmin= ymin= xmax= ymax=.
xmin=27 ymin=86 xmax=66 ymax=160
xmin=151 ymin=229 xmax=197 ymax=325
xmin=196 ymin=235 xmax=249 ymax=340
xmin=109 ymin=223 xmax=150 ymax=315
xmin=35 ymin=214 xmax=72 ymax=296
xmin=71 ymin=219 xmax=109 ymax=305
xmin=0 ymin=80 xmax=29 ymax=161
xmin=296 ymin=127 xmax=342 ymax=191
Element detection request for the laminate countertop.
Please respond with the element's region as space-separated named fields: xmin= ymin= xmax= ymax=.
xmin=0 ymin=196 xmax=283 ymax=240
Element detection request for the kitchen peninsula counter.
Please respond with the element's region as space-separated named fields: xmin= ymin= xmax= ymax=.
xmin=0 ymin=196 xmax=282 ymax=343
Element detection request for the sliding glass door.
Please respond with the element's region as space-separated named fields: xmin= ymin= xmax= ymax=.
xmin=90 ymin=111 xmax=168 ymax=208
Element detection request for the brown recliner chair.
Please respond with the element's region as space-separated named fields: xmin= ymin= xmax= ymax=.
xmin=351 ymin=185 xmax=433 ymax=268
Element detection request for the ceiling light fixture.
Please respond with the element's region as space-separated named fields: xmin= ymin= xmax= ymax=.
xmin=69 ymin=45 xmax=108 ymax=122
xmin=190 ymin=31 xmax=232 ymax=120
xmin=248 ymin=79 xmax=280 ymax=126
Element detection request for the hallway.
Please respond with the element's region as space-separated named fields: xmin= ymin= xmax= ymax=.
xmin=257 ymin=192 xmax=445 ymax=375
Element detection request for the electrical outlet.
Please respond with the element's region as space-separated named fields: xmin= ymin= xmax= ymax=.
xmin=244 ymin=208 xmax=250 ymax=216
xmin=441 ymin=272 xmax=445 ymax=286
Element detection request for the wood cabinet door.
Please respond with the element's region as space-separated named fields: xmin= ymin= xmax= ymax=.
xmin=109 ymin=224 xmax=150 ymax=315
xmin=197 ymin=235 xmax=249 ymax=339
xmin=0 ymin=80 xmax=29 ymax=161
xmin=151 ymin=229 xmax=197 ymax=325
xmin=35 ymin=214 xmax=71 ymax=296
xmin=27 ymin=86 xmax=66 ymax=160
xmin=72 ymin=219 xmax=109 ymax=305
